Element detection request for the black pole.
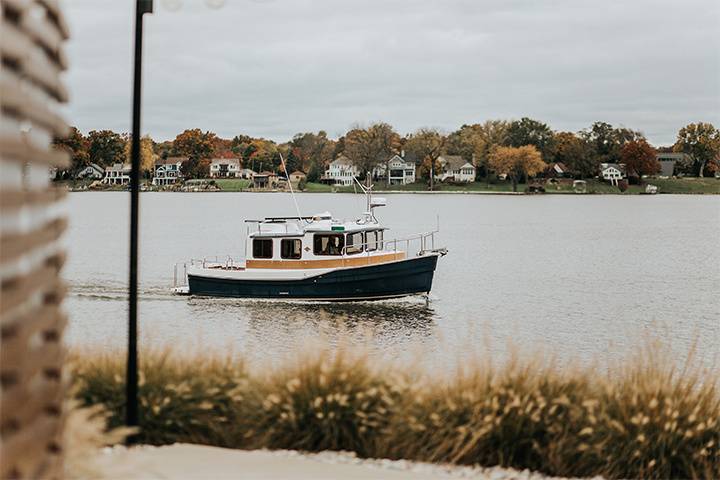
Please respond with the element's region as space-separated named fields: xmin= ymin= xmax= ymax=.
xmin=127 ymin=0 xmax=153 ymax=436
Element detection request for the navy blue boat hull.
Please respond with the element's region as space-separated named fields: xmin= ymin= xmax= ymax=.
xmin=187 ymin=254 xmax=439 ymax=300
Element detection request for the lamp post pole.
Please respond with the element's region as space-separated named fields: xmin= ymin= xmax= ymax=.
xmin=127 ymin=0 xmax=153 ymax=435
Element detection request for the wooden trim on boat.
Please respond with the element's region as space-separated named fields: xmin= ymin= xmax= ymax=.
xmin=246 ymin=252 xmax=406 ymax=269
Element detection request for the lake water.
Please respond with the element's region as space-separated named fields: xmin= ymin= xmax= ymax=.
xmin=63 ymin=192 xmax=720 ymax=365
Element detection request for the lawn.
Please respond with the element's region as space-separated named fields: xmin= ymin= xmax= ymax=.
xmin=213 ymin=178 xmax=252 ymax=191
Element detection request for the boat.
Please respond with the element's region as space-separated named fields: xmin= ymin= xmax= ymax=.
xmin=173 ymin=178 xmax=447 ymax=301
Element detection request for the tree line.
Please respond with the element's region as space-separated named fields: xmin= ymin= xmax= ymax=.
xmin=53 ymin=120 xmax=720 ymax=187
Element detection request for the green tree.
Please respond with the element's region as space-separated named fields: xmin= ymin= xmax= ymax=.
xmin=489 ymin=145 xmax=546 ymax=192
xmin=673 ymin=122 xmax=720 ymax=177
xmin=404 ymin=128 xmax=445 ymax=191
xmin=52 ymin=126 xmax=89 ymax=176
xmin=87 ymin=129 xmax=126 ymax=167
xmin=580 ymin=122 xmax=644 ymax=167
xmin=506 ymin=117 xmax=556 ymax=161
xmin=553 ymin=131 xmax=594 ymax=177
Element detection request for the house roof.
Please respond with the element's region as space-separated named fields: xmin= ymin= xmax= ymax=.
xmin=156 ymin=156 xmax=187 ymax=165
xmin=600 ymin=163 xmax=626 ymax=174
xmin=440 ymin=155 xmax=473 ymax=171
xmin=331 ymin=155 xmax=353 ymax=166
xmin=290 ymin=171 xmax=306 ymax=176
xmin=550 ymin=162 xmax=569 ymax=172
xmin=257 ymin=171 xmax=277 ymax=176
xmin=210 ymin=157 xmax=240 ymax=166
xmin=106 ymin=163 xmax=131 ymax=172
xmin=87 ymin=163 xmax=103 ymax=171
xmin=655 ymin=152 xmax=688 ymax=160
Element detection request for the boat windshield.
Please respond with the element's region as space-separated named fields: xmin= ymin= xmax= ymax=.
xmin=313 ymin=234 xmax=344 ymax=256
xmin=345 ymin=232 xmax=363 ymax=255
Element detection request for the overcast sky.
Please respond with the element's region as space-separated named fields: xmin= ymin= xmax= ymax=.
xmin=63 ymin=0 xmax=720 ymax=145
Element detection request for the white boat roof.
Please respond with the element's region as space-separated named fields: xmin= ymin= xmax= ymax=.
xmin=247 ymin=212 xmax=386 ymax=238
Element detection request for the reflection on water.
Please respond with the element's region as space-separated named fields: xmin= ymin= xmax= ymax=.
xmin=186 ymin=296 xmax=437 ymax=359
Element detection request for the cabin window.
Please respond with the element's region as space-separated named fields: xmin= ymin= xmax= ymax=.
xmin=313 ymin=234 xmax=344 ymax=256
xmin=377 ymin=230 xmax=384 ymax=249
xmin=252 ymin=238 xmax=273 ymax=259
xmin=345 ymin=232 xmax=364 ymax=255
xmin=366 ymin=231 xmax=377 ymax=251
xmin=281 ymin=238 xmax=302 ymax=259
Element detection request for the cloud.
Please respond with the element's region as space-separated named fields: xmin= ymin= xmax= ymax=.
xmin=63 ymin=0 xmax=720 ymax=145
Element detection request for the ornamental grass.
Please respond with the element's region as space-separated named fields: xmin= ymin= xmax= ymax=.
xmin=70 ymin=341 xmax=720 ymax=479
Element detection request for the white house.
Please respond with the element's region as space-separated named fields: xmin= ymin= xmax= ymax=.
xmin=600 ymin=163 xmax=626 ymax=186
xmin=76 ymin=163 xmax=104 ymax=180
xmin=436 ymin=155 xmax=476 ymax=182
xmin=322 ymin=155 xmax=359 ymax=186
xmin=239 ymin=168 xmax=256 ymax=180
xmin=152 ymin=156 xmax=185 ymax=186
xmin=209 ymin=158 xmax=241 ymax=178
xmin=374 ymin=155 xmax=416 ymax=185
xmin=102 ymin=163 xmax=131 ymax=185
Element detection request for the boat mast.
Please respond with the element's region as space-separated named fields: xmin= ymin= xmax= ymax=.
xmin=279 ymin=152 xmax=302 ymax=220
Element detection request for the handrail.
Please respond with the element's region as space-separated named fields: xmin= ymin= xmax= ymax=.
xmin=340 ymin=230 xmax=438 ymax=257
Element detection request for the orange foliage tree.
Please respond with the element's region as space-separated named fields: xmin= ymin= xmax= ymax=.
xmin=620 ymin=139 xmax=659 ymax=179
xmin=489 ymin=145 xmax=546 ymax=192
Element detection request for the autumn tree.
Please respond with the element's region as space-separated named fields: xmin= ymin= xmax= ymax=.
xmin=446 ymin=120 xmax=510 ymax=183
xmin=172 ymin=129 xmax=217 ymax=178
xmin=553 ymin=131 xmax=594 ymax=177
xmin=673 ymin=122 xmax=720 ymax=177
xmin=87 ymin=130 xmax=126 ymax=167
xmin=289 ymin=131 xmax=336 ymax=179
xmin=343 ymin=123 xmax=400 ymax=183
xmin=404 ymin=128 xmax=445 ymax=191
xmin=506 ymin=117 xmax=556 ymax=161
xmin=489 ymin=145 xmax=546 ymax=192
xmin=620 ymin=139 xmax=659 ymax=179
xmin=52 ymin=126 xmax=89 ymax=176
xmin=123 ymin=134 xmax=157 ymax=176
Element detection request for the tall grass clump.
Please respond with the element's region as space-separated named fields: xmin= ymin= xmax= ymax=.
xmin=70 ymin=348 xmax=248 ymax=447
xmin=71 ymin=341 xmax=720 ymax=479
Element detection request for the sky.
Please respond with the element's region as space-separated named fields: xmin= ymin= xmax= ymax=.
xmin=63 ymin=0 xmax=720 ymax=146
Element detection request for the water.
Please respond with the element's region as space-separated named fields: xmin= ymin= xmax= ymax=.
xmin=64 ymin=192 xmax=720 ymax=364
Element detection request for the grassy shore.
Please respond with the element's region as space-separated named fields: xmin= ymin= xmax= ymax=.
xmin=71 ymin=342 xmax=719 ymax=479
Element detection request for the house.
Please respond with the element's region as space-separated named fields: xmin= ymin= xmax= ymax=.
xmin=436 ymin=155 xmax=476 ymax=182
xmin=102 ymin=163 xmax=131 ymax=185
xmin=600 ymin=163 xmax=626 ymax=186
xmin=76 ymin=163 xmax=104 ymax=180
xmin=322 ymin=155 xmax=359 ymax=186
xmin=545 ymin=162 xmax=571 ymax=178
xmin=655 ymin=152 xmax=688 ymax=178
xmin=239 ymin=168 xmax=256 ymax=180
xmin=373 ymin=155 xmax=416 ymax=185
xmin=289 ymin=171 xmax=306 ymax=183
xmin=152 ymin=156 xmax=185 ymax=186
xmin=209 ymin=158 xmax=241 ymax=178
xmin=252 ymin=171 xmax=279 ymax=189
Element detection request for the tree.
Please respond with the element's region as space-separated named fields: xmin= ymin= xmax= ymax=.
xmin=489 ymin=145 xmax=546 ymax=192
xmin=446 ymin=120 xmax=509 ymax=183
xmin=580 ymin=121 xmax=644 ymax=168
xmin=404 ymin=128 xmax=445 ymax=191
xmin=52 ymin=126 xmax=89 ymax=176
xmin=673 ymin=123 xmax=720 ymax=177
xmin=553 ymin=131 xmax=594 ymax=177
xmin=343 ymin=123 xmax=400 ymax=183
xmin=87 ymin=130 xmax=126 ymax=167
xmin=124 ymin=135 xmax=157 ymax=176
xmin=620 ymin=139 xmax=659 ymax=178
xmin=506 ymin=117 xmax=556 ymax=161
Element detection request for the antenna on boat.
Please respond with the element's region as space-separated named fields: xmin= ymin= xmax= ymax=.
xmin=279 ymin=152 xmax=302 ymax=220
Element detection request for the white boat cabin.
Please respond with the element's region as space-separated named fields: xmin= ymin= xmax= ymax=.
xmin=243 ymin=212 xmax=405 ymax=269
